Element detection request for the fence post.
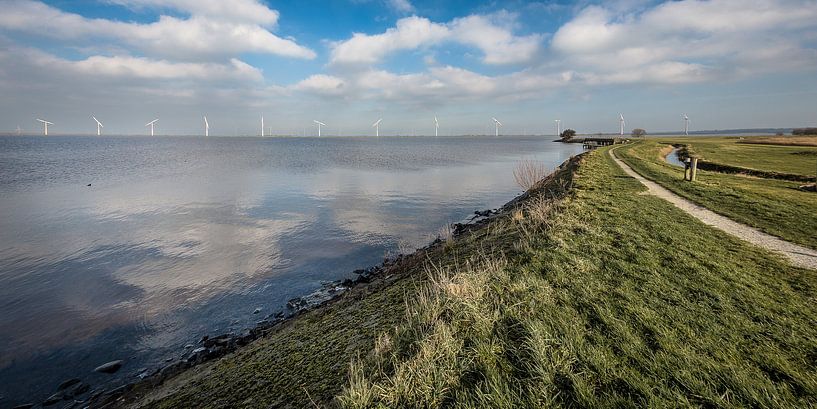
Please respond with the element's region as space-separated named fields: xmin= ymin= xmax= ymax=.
xmin=684 ymin=158 xmax=691 ymax=181
xmin=690 ymin=158 xmax=699 ymax=182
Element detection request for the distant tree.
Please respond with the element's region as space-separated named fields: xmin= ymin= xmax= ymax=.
xmin=793 ymin=128 xmax=817 ymax=135
xmin=560 ymin=129 xmax=576 ymax=141
xmin=631 ymin=128 xmax=647 ymax=137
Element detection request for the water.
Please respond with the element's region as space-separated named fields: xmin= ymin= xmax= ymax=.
xmin=665 ymin=147 xmax=686 ymax=167
xmin=0 ymin=135 xmax=582 ymax=406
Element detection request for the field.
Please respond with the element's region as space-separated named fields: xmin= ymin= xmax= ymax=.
xmin=618 ymin=139 xmax=817 ymax=250
xmin=124 ymin=147 xmax=817 ymax=408
xmin=659 ymin=136 xmax=817 ymax=177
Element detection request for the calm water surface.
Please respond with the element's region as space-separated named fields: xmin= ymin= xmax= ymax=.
xmin=0 ymin=135 xmax=582 ymax=405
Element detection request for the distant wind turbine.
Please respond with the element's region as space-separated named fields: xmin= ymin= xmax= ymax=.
xmin=683 ymin=114 xmax=689 ymax=136
xmin=203 ymin=116 xmax=209 ymax=137
xmin=619 ymin=113 xmax=625 ymax=136
xmin=492 ymin=117 xmax=502 ymax=137
xmin=36 ymin=118 xmax=53 ymax=136
xmin=16 ymin=125 xmax=22 ymax=136
xmin=145 ymin=119 xmax=158 ymax=136
xmin=554 ymin=119 xmax=561 ymax=136
xmin=92 ymin=116 xmax=103 ymax=136
xmin=372 ymin=118 xmax=382 ymax=137
xmin=313 ymin=120 xmax=326 ymax=137
xmin=434 ymin=116 xmax=439 ymax=137
xmin=260 ymin=115 xmax=264 ymax=137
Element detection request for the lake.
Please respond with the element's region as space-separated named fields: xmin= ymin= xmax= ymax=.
xmin=0 ymin=135 xmax=582 ymax=406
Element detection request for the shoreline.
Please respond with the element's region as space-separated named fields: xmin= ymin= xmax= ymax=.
xmin=31 ymin=155 xmax=582 ymax=408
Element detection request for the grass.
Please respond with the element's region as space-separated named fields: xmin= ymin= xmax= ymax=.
xmin=127 ymin=148 xmax=817 ymax=408
xmin=659 ymin=136 xmax=817 ymax=177
xmin=337 ymin=147 xmax=817 ymax=408
xmin=619 ymin=139 xmax=817 ymax=250
xmin=740 ymin=136 xmax=817 ymax=147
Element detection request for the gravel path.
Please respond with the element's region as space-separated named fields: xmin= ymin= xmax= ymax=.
xmin=610 ymin=148 xmax=817 ymax=270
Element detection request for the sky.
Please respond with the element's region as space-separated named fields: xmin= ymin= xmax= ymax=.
xmin=1 ymin=0 xmax=816 ymax=136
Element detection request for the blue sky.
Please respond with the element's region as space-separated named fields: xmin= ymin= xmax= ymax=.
xmin=1 ymin=0 xmax=816 ymax=136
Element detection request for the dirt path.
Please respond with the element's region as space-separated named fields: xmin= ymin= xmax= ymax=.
xmin=610 ymin=148 xmax=817 ymax=270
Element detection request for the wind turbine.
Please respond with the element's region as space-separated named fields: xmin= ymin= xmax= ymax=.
xmin=554 ymin=119 xmax=561 ymax=136
xmin=36 ymin=118 xmax=53 ymax=136
xmin=203 ymin=116 xmax=209 ymax=137
xmin=372 ymin=118 xmax=382 ymax=137
xmin=619 ymin=113 xmax=625 ymax=136
xmin=145 ymin=119 xmax=158 ymax=136
xmin=313 ymin=120 xmax=326 ymax=137
xmin=434 ymin=116 xmax=439 ymax=137
xmin=682 ymin=114 xmax=689 ymax=136
xmin=492 ymin=117 xmax=502 ymax=137
xmin=260 ymin=115 xmax=264 ymax=137
xmin=92 ymin=116 xmax=103 ymax=136
xmin=16 ymin=125 xmax=22 ymax=136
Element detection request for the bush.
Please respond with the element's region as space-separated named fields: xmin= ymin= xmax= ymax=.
xmin=560 ymin=129 xmax=576 ymax=141
xmin=513 ymin=159 xmax=548 ymax=191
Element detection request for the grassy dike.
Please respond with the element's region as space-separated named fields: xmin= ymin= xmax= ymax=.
xmin=126 ymin=147 xmax=816 ymax=408
xmin=617 ymin=139 xmax=817 ymax=249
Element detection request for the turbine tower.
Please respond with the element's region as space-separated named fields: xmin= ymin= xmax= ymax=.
xmin=92 ymin=116 xmax=103 ymax=136
xmin=372 ymin=118 xmax=382 ymax=137
xmin=145 ymin=119 xmax=158 ymax=136
xmin=619 ymin=113 xmax=625 ymax=136
xmin=492 ymin=117 xmax=502 ymax=137
xmin=36 ymin=118 xmax=53 ymax=136
xmin=261 ymin=115 xmax=264 ymax=137
xmin=683 ymin=114 xmax=689 ymax=136
xmin=554 ymin=119 xmax=561 ymax=136
xmin=434 ymin=116 xmax=439 ymax=137
xmin=203 ymin=116 xmax=209 ymax=137
xmin=313 ymin=120 xmax=326 ymax=137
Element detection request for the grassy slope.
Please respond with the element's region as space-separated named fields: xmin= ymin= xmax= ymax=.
xmin=340 ymin=148 xmax=816 ymax=408
xmin=661 ymin=136 xmax=817 ymax=176
xmin=130 ymin=148 xmax=817 ymax=408
xmin=618 ymin=140 xmax=817 ymax=250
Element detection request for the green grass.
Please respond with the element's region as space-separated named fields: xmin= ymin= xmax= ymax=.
xmin=618 ymin=140 xmax=817 ymax=250
xmin=658 ymin=136 xmax=817 ymax=177
xmin=129 ymin=148 xmax=817 ymax=408
xmin=338 ymin=148 xmax=817 ymax=408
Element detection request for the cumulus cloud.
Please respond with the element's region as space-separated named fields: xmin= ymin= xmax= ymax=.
xmin=387 ymin=0 xmax=415 ymax=13
xmin=0 ymin=0 xmax=316 ymax=60
xmin=551 ymin=0 xmax=817 ymax=79
xmin=291 ymin=75 xmax=348 ymax=96
xmin=329 ymin=12 xmax=541 ymax=65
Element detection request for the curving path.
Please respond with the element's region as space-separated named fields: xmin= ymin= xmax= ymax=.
xmin=609 ymin=148 xmax=817 ymax=270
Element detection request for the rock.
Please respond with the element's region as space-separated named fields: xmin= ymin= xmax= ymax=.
xmin=253 ymin=307 xmax=261 ymax=314
xmin=164 ymin=357 xmax=174 ymax=362
xmin=12 ymin=404 xmax=35 ymax=409
xmin=42 ymin=393 xmax=63 ymax=406
xmin=57 ymin=378 xmax=81 ymax=391
xmin=94 ymin=360 xmax=124 ymax=374
xmin=86 ymin=184 xmax=91 ymax=187
xmin=341 ymin=278 xmax=354 ymax=287
xmin=71 ymin=382 xmax=90 ymax=396
xmin=183 ymin=344 xmax=195 ymax=349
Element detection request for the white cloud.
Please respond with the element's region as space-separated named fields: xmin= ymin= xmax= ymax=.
xmin=551 ymin=0 xmax=817 ymax=79
xmin=0 ymin=0 xmax=316 ymax=60
xmin=292 ymin=75 xmax=348 ymax=96
xmin=106 ymin=0 xmax=280 ymax=25
xmin=387 ymin=0 xmax=415 ymax=13
xmin=329 ymin=12 xmax=541 ymax=65
xmin=330 ymin=16 xmax=448 ymax=65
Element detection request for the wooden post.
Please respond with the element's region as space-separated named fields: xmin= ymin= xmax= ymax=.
xmin=684 ymin=158 xmax=691 ymax=181
xmin=690 ymin=158 xmax=699 ymax=181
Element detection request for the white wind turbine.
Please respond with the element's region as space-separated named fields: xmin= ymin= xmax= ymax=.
xmin=492 ymin=117 xmax=502 ymax=137
xmin=434 ymin=116 xmax=439 ymax=137
xmin=145 ymin=119 xmax=158 ymax=136
xmin=554 ymin=119 xmax=561 ymax=136
xmin=683 ymin=114 xmax=689 ymax=136
xmin=260 ymin=115 xmax=265 ymax=137
xmin=313 ymin=120 xmax=326 ymax=137
xmin=203 ymin=116 xmax=209 ymax=137
xmin=92 ymin=116 xmax=103 ymax=136
xmin=372 ymin=118 xmax=382 ymax=137
xmin=619 ymin=113 xmax=625 ymax=136
xmin=36 ymin=118 xmax=53 ymax=136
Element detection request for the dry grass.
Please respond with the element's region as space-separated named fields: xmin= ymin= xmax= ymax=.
xmin=739 ymin=136 xmax=817 ymax=146
xmin=513 ymin=159 xmax=548 ymax=191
